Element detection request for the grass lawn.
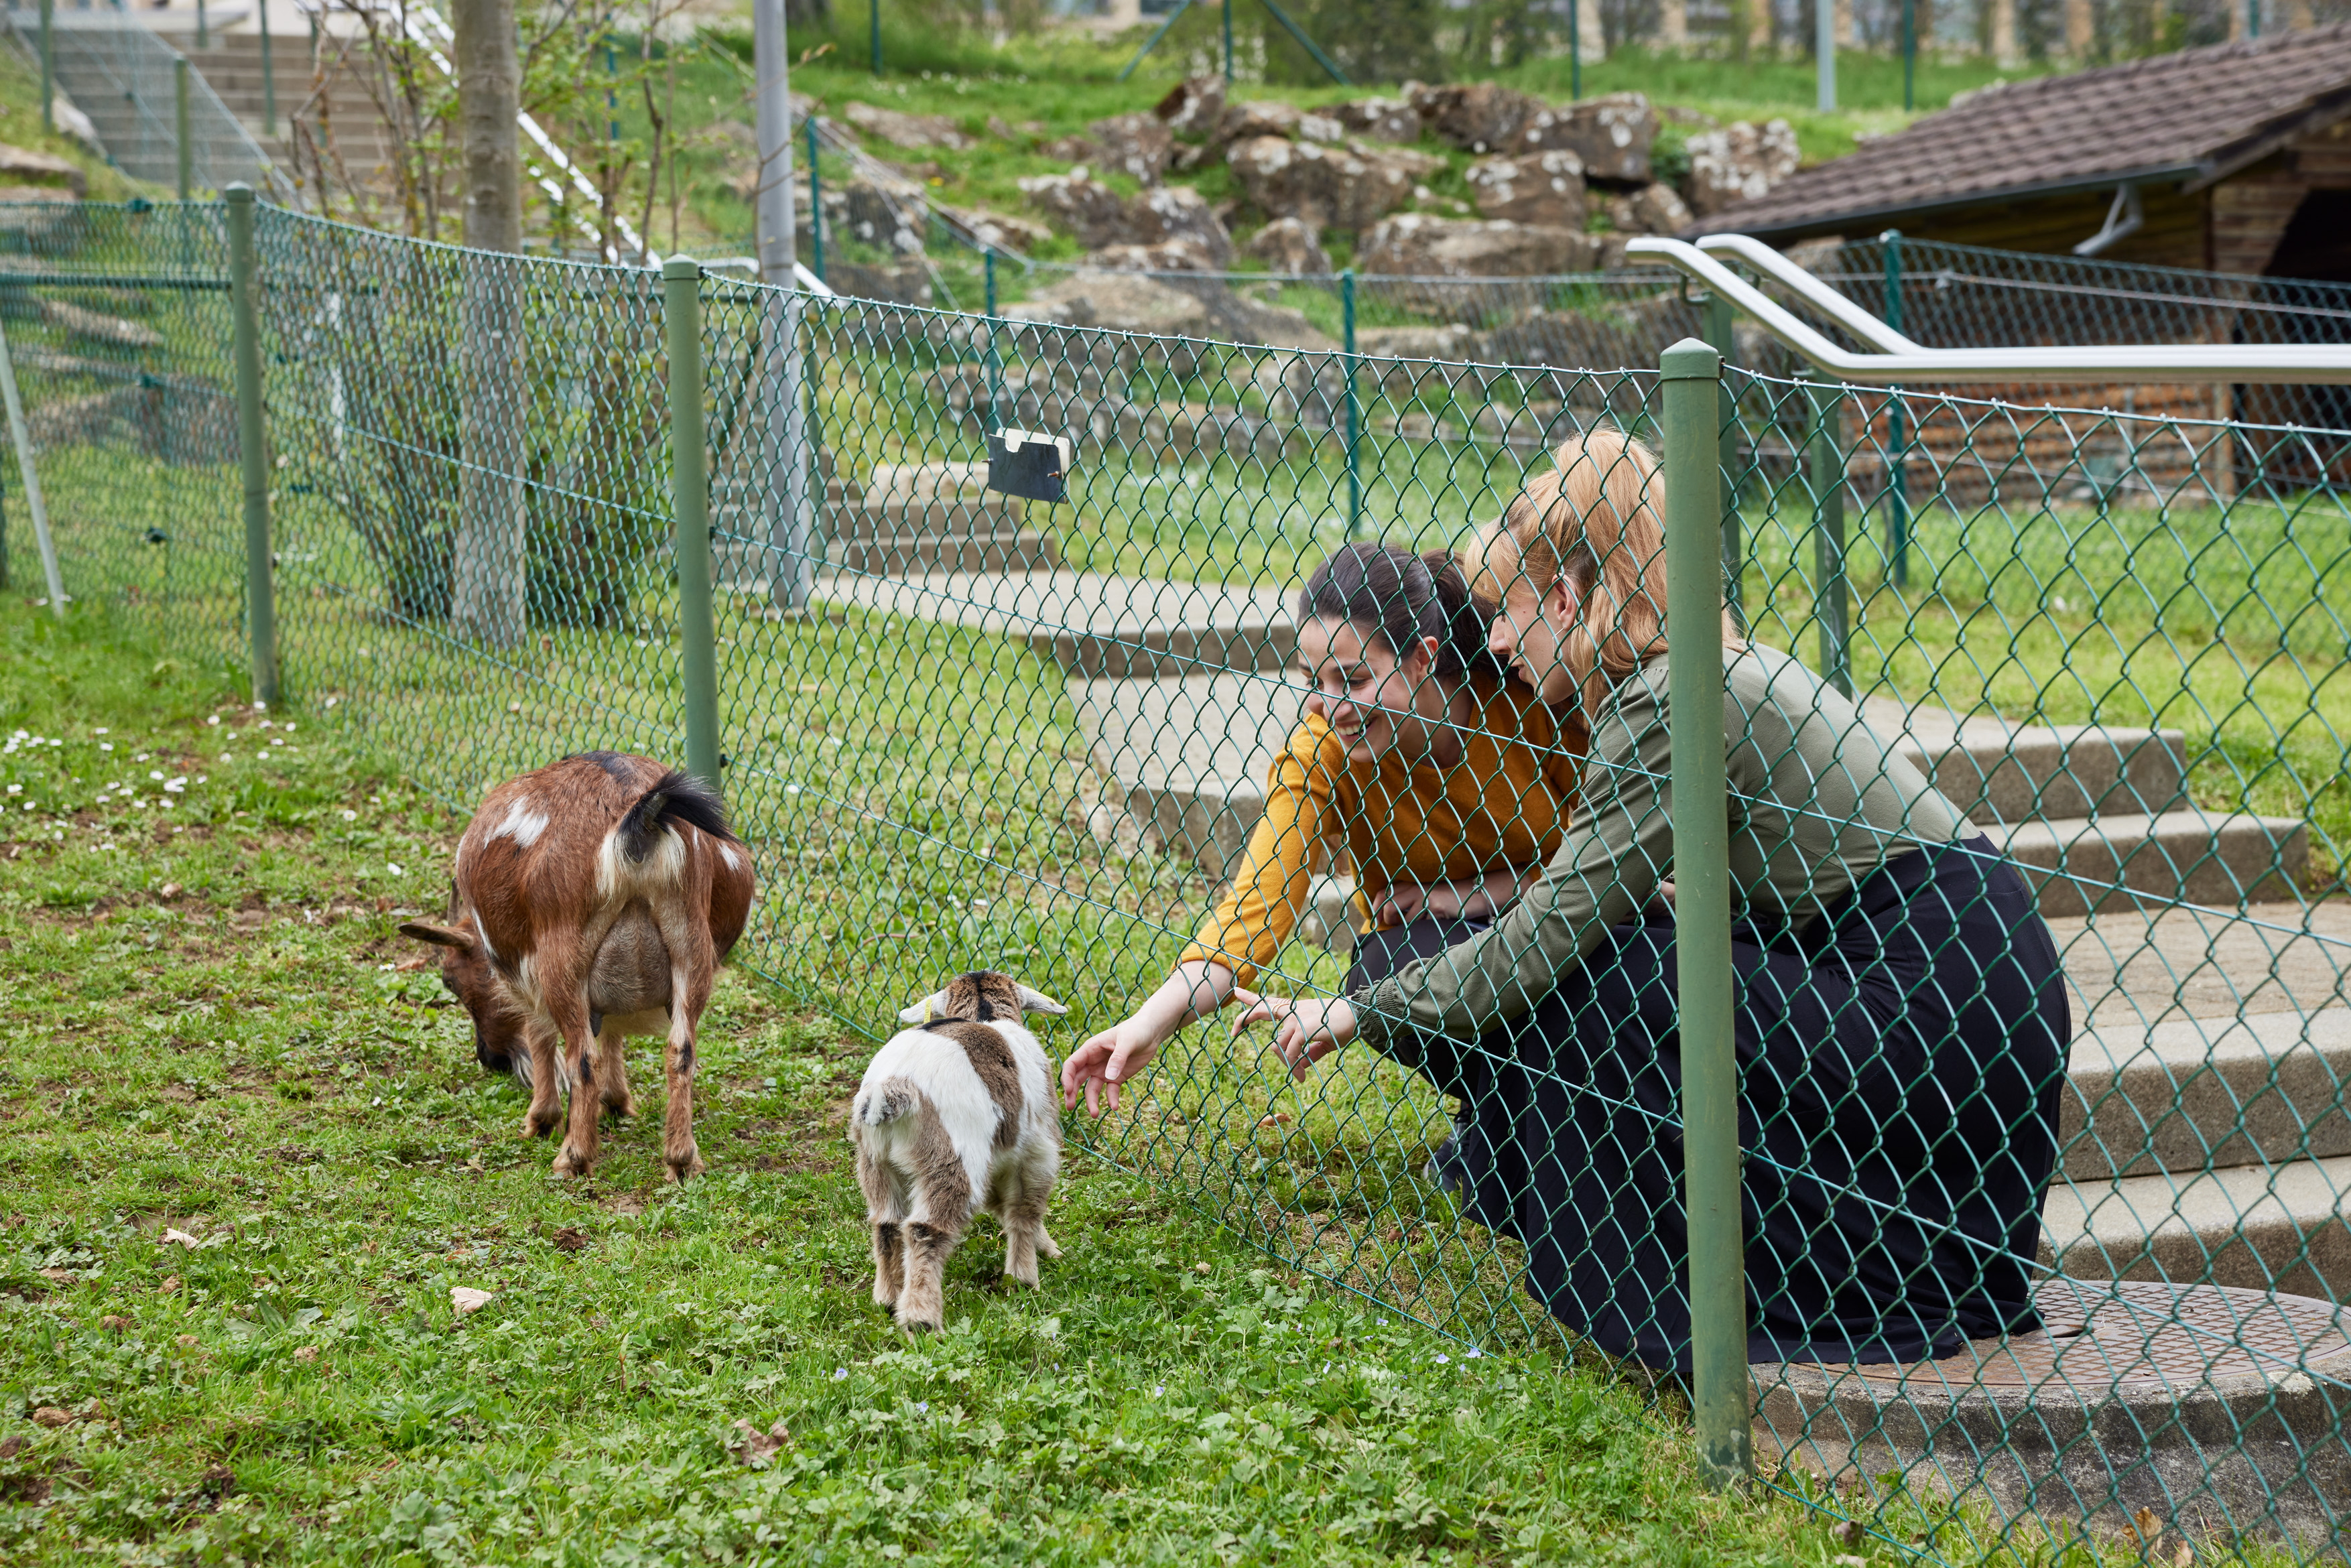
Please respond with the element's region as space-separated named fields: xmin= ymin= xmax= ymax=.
xmin=0 ymin=599 xmax=1925 ymax=1566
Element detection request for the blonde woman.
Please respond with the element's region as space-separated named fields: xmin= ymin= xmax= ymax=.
xmin=1061 ymin=543 xmax=1584 ymax=1141
xmin=1216 ymin=432 xmax=2069 ymax=1373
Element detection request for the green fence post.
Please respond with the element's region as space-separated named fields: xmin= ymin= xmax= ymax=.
xmin=1881 ymin=230 xmax=1908 ymax=590
xmin=260 ymin=1 xmax=275 ymax=139
xmin=1901 ymin=0 xmax=1915 ymax=112
xmin=983 ymin=247 xmax=1002 ymax=436
xmin=665 ymin=256 xmax=722 ymax=795
xmin=1661 ymin=336 xmax=1749 ymax=1490
xmin=38 ymin=0 xmax=52 ymax=135
xmin=1704 ymin=289 xmax=1741 ymax=625
xmin=806 ymin=117 xmax=825 ymax=285
xmin=175 ymin=56 xmax=192 ymax=202
xmin=1803 ymin=371 xmax=1852 ymax=698
xmin=226 ymin=185 xmax=277 ymax=706
xmin=870 ymin=0 xmax=881 ymax=74
xmin=1342 ymin=267 xmax=1360 ymax=541
xmin=1222 ymin=0 xmax=1234 ymax=82
xmin=196 ymin=0 xmax=208 ymax=50
xmin=1568 ymin=0 xmax=1581 ymax=97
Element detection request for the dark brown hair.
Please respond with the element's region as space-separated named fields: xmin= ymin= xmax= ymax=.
xmin=1298 ymin=542 xmax=1508 ymax=685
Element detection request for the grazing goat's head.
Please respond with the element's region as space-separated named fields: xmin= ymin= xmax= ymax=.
xmin=399 ymin=915 xmax=529 ymax=1076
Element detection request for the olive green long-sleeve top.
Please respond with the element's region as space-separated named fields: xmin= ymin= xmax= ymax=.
xmin=1350 ymin=643 xmax=1970 ymax=1049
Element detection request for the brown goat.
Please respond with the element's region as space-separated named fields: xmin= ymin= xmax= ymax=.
xmin=401 ymin=752 xmax=755 ymax=1181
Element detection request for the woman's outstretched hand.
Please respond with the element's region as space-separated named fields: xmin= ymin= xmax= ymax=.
xmin=1230 ymin=989 xmax=1358 ymax=1081
xmin=1061 ymin=1017 xmax=1163 ymax=1118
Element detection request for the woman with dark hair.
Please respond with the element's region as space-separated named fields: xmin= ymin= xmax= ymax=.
xmin=1212 ymin=432 xmax=2068 ymax=1374
xmin=1060 ymin=541 xmax=1584 ymax=1126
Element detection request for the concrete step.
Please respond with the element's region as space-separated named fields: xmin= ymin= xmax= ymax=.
xmin=2060 ymin=1008 xmax=2351 ymax=1180
xmin=1069 ymin=667 xmax=1297 ymax=879
xmin=1999 ymin=808 xmax=2309 ymax=919
xmin=1862 ymin=699 xmax=2189 ymax=824
xmin=2041 ymin=1149 xmax=2351 ymax=1300
xmin=826 ymin=531 xmax=1059 ymax=576
xmin=819 ymin=572 xmax=1295 ymax=681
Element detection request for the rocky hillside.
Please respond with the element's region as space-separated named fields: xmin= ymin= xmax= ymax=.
xmin=804 ymin=73 xmax=1807 ymax=302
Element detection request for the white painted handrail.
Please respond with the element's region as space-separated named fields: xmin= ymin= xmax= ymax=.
xmin=1625 ymin=236 xmax=2351 ymax=385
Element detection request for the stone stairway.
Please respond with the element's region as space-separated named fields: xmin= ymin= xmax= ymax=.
xmin=714 ymin=460 xmax=1058 ymax=590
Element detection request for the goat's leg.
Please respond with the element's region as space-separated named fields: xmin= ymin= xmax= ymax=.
xmin=520 ymin=1017 xmax=562 ymax=1140
xmin=999 ymin=1165 xmax=1056 ymax=1289
xmin=548 ymin=986 xmax=602 ymax=1179
xmin=895 ymin=1216 xmax=964 ymax=1334
xmin=659 ymin=962 xmax=712 ymax=1183
xmin=859 ymin=1148 xmax=905 ymax=1308
xmin=597 ymin=1021 xmax=637 ymax=1119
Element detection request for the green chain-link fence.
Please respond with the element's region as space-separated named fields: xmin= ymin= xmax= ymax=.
xmin=6 ymin=196 xmax=2349 ymax=1563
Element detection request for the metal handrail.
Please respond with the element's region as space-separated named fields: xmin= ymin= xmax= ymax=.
xmin=1627 ymin=236 xmax=2351 ymax=385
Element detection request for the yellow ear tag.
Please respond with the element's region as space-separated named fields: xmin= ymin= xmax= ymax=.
xmin=923 ymin=998 xmax=934 ymax=1024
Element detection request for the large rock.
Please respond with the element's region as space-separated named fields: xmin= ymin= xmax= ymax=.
xmin=842 ymin=174 xmax=929 ymax=254
xmin=1088 ymin=239 xmax=1220 ymax=272
xmin=1153 ymin=75 xmax=1227 ymax=139
xmin=1018 ymin=169 xmax=1139 ymax=248
xmin=1465 ymin=151 xmax=1586 ymax=228
xmin=1088 ymin=113 xmax=1173 ymax=184
xmin=1330 ymin=97 xmax=1421 ymax=143
xmin=0 ymin=142 xmax=86 ymax=197
xmin=1684 ymin=118 xmax=1801 ymax=218
xmin=1241 ymin=216 xmax=1332 ymax=275
xmin=1213 ymin=99 xmax=1341 ymax=147
xmin=1513 ymin=92 xmax=1658 ymax=182
xmin=1357 ymin=213 xmax=1597 ymax=276
xmin=1226 ymin=137 xmax=1415 ymax=233
xmin=1409 ymin=81 xmax=1533 ymax=154
xmin=828 ymin=258 xmax=931 ymax=306
xmin=1135 ymin=185 xmax=1233 ymax=265
xmin=841 ymin=101 xmax=970 ymax=151
xmin=940 ymin=205 xmax=1054 ymax=253
xmin=1616 ymin=181 xmax=1694 ymax=235
xmin=41 ymin=298 xmax=161 ymax=350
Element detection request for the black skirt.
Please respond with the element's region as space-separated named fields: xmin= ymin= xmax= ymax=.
xmin=1355 ymin=836 xmax=2070 ymax=1373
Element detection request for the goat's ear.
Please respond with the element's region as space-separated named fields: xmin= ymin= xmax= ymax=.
xmin=896 ymin=991 xmax=947 ymax=1026
xmin=398 ymin=920 xmax=474 ymax=952
xmin=1017 ymin=984 xmax=1068 ymax=1017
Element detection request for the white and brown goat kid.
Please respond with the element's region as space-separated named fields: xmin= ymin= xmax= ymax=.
xmin=400 ymin=751 xmax=754 ymax=1183
xmin=852 ymin=972 xmax=1068 ymax=1332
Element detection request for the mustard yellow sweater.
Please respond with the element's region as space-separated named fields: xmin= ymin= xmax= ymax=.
xmin=1179 ymin=679 xmax=1584 ymax=986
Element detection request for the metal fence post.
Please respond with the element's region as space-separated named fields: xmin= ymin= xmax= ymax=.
xmin=869 ymin=0 xmax=881 ymax=74
xmin=664 ymin=256 xmax=722 ymax=794
xmin=259 ymin=0 xmax=275 ymax=138
xmin=0 ymin=318 xmax=62 ymax=620
xmin=806 ymin=117 xmax=825 ymax=285
xmin=38 ymin=0 xmax=52 ymax=134
xmin=196 ymin=0 xmax=207 ymax=50
xmin=1704 ymin=289 xmax=1741 ymax=625
xmin=1568 ymin=0 xmax=1581 ymax=97
xmin=1342 ymin=267 xmax=1360 ymax=541
xmin=1881 ymin=231 xmax=1909 ymax=590
xmin=1803 ymin=372 xmax=1852 ymax=697
xmin=226 ymin=185 xmax=277 ymax=705
xmin=174 ymin=56 xmax=191 ymax=201
xmin=983 ymin=247 xmax=1002 ymax=436
xmin=1661 ymin=336 xmax=1750 ymax=1490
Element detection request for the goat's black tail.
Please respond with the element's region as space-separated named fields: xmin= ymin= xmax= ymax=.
xmin=615 ymin=769 xmax=736 ymax=863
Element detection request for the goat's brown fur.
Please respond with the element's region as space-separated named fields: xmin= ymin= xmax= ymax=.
xmin=401 ymin=751 xmax=753 ymax=1182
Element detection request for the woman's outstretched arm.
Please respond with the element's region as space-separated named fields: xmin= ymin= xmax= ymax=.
xmin=1061 ymin=960 xmax=1237 ymax=1116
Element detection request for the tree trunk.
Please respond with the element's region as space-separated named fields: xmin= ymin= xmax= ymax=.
xmin=452 ymin=0 xmax=525 ymax=647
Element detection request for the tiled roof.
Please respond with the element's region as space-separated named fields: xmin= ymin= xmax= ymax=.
xmin=1690 ymin=23 xmax=2351 ymax=238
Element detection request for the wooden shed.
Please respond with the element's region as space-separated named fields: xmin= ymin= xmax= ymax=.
xmin=1692 ymin=23 xmax=2351 ymax=285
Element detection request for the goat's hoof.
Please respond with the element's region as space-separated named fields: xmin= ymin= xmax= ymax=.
xmin=601 ymin=1095 xmax=637 ymax=1121
xmin=520 ymin=1114 xmax=557 ymax=1141
xmin=552 ymin=1144 xmax=593 ymax=1179
xmin=873 ymin=1283 xmax=899 ymax=1308
xmin=1036 ymin=1230 xmax=1062 ymax=1260
xmin=897 ymin=1313 xmax=941 ymax=1337
xmin=663 ymin=1150 xmax=706 ymax=1184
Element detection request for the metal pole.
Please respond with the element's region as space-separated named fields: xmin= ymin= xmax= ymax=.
xmin=1117 ymin=0 xmax=1194 ymax=83
xmin=1901 ymin=0 xmax=1915 ymax=112
xmin=984 ymin=247 xmax=1002 ymax=436
xmin=665 ymin=257 xmax=722 ymax=794
xmin=38 ymin=0 xmax=52 ymax=134
xmin=870 ymin=0 xmax=881 ymax=74
xmin=1803 ymin=371 xmax=1851 ymax=697
xmin=175 ymin=56 xmax=192 ymax=201
xmin=757 ymin=0 xmax=810 ymax=614
xmin=226 ymin=186 xmax=277 ymax=704
xmin=1660 ymin=335 xmax=1749 ymax=1491
xmin=1342 ymin=267 xmax=1360 ymax=540
xmin=1569 ymin=0 xmax=1581 ymax=98
xmin=1881 ymin=230 xmax=1907 ymax=590
xmin=0 ymin=319 xmax=62 ymax=619
xmin=2248 ymin=0 xmax=2260 ymax=36
xmin=806 ymin=117 xmax=824 ymax=285
xmin=1704 ymin=290 xmax=1742 ymax=627
xmin=196 ymin=0 xmax=206 ymax=50
xmin=260 ymin=0 xmax=275 ymax=138
xmin=1816 ymin=0 xmax=1835 ymax=113
xmin=1222 ymin=0 xmax=1232 ymax=82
